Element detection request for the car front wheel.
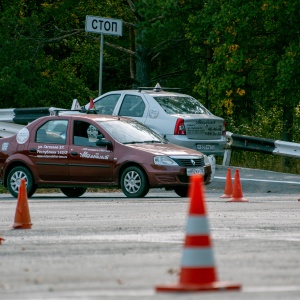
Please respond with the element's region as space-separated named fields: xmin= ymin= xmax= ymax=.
xmin=121 ymin=166 xmax=149 ymax=198
xmin=7 ymin=166 xmax=36 ymax=198
xmin=60 ymin=187 xmax=87 ymax=198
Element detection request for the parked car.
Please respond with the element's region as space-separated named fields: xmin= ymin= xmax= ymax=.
xmin=0 ymin=112 xmax=213 ymax=198
xmin=81 ymin=84 xmax=227 ymax=157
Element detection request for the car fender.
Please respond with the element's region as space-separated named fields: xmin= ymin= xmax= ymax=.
xmin=3 ymin=153 xmax=38 ymax=185
xmin=115 ymin=156 xmax=149 ymax=185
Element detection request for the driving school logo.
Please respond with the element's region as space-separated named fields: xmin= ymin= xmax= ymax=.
xmin=79 ymin=151 xmax=109 ymax=160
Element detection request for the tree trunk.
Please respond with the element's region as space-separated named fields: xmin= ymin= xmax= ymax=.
xmin=281 ymin=104 xmax=293 ymax=141
xmin=129 ymin=26 xmax=136 ymax=85
xmin=135 ymin=44 xmax=151 ymax=87
xmin=205 ymin=48 xmax=213 ymax=110
xmin=281 ymin=102 xmax=294 ymax=172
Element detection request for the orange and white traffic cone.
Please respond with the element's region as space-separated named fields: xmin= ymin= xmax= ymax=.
xmin=227 ymin=170 xmax=248 ymax=202
xmin=220 ymin=168 xmax=233 ymax=198
xmin=156 ymin=174 xmax=241 ymax=292
xmin=13 ymin=179 xmax=32 ymax=229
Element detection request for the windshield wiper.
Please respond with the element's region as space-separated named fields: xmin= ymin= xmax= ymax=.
xmin=144 ymin=140 xmax=162 ymax=144
xmin=123 ymin=141 xmax=145 ymax=144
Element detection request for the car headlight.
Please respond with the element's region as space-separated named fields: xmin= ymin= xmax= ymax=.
xmin=154 ymin=156 xmax=178 ymax=166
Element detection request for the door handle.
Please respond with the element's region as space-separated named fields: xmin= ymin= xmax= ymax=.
xmin=29 ymin=148 xmax=37 ymax=153
xmin=71 ymin=151 xmax=78 ymax=156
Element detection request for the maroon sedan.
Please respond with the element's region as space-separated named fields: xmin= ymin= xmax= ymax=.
xmin=0 ymin=113 xmax=212 ymax=198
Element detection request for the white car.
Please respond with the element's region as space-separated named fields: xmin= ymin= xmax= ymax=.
xmin=82 ymin=84 xmax=226 ymax=159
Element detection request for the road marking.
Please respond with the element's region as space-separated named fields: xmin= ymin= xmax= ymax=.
xmin=215 ymin=176 xmax=300 ymax=185
xmin=244 ymin=285 xmax=300 ymax=293
xmin=15 ymin=285 xmax=300 ymax=299
xmin=5 ymin=232 xmax=184 ymax=244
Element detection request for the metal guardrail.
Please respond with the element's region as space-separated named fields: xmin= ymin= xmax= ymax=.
xmin=223 ymin=132 xmax=300 ymax=166
xmin=0 ymin=122 xmax=24 ymax=138
xmin=0 ymin=107 xmax=63 ymax=125
xmin=13 ymin=107 xmax=55 ymax=124
xmin=0 ymin=109 xmax=15 ymax=122
xmin=0 ymin=107 xmax=64 ymax=137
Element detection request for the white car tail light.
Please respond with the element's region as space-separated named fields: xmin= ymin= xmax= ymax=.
xmin=174 ymin=118 xmax=186 ymax=135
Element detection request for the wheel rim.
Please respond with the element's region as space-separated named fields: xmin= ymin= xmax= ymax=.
xmin=124 ymin=170 xmax=141 ymax=194
xmin=10 ymin=171 xmax=27 ymax=193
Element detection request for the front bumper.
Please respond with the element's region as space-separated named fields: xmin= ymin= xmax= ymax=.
xmin=146 ymin=164 xmax=212 ymax=188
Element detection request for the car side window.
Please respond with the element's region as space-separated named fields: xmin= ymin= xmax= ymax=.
xmin=94 ymin=94 xmax=120 ymax=115
xmin=36 ymin=120 xmax=68 ymax=144
xmin=73 ymin=120 xmax=100 ymax=147
xmin=118 ymin=95 xmax=145 ymax=117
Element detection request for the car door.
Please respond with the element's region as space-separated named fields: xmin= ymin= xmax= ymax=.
xmin=28 ymin=119 xmax=70 ymax=182
xmin=68 ymin=120 xmax=114 ymax=182
xmin=117 ymin=94 xmax=148 ymax=121
xmin=93 ymin=93 xmax=121 ymax=114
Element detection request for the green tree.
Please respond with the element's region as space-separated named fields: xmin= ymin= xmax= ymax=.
xmin=187 ymin=0 xmax=300 ymax=142
xmin=0 ymin=0 xmax=203 ymax=108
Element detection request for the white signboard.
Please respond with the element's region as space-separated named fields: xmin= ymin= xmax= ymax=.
xmin=85 ymin=16 xmax=122 ymax=36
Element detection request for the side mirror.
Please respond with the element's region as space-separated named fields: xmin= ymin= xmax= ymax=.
xmin=96 ymin=139 xmax=112 ymax=147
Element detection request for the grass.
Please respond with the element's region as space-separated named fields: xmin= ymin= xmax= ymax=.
xmin=0 ymin=186 xmax=120 ymax=195
xmin=0 ymin=186 xmax=7 ymax=194
xmin=216 ymin=150 xmax=300 ymax=174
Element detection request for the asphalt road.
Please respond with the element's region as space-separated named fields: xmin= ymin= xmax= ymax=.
xmin=0 ymin=166 xmax=300 ymax=300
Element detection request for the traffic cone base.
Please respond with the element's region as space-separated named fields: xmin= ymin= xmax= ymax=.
xmin=220 ymin=193 xmax=232 ymax=199
xmin=13 ymin=223 xmax=32 ymax=229
xmin=220 ymin=168 xmax=233 ymax=198
xmin=227 ymin=197 xmax=248 ymax=202
xmin=227 ymin=169 xmax=248 ymax=202
xmin=156 ymin=174 xmax=241 ymax=293
xmin=156 ymin=281 xmax=241 ymax=292
xmin=13 ymin=179 xmax=32 ymax=229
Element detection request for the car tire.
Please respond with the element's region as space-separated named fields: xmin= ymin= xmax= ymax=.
xmin=121 ymin=166 xmax=149 ymax=198
xmin=60 ymin=187 xmax=87 ymax=198
xmin=173 ymin=186 xmax=189 ymax=197
xmin=7 ymin=166 xmax=36 ymax=198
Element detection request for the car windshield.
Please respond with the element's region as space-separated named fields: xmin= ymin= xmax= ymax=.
xmin=154 ymin=96 xmax=211 ymax=115
xmin=98 ymin=120 xmax=166 ymax=144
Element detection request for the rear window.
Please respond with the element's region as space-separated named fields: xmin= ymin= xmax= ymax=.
xmin=154 ymin=96 xmax=211 ymax=115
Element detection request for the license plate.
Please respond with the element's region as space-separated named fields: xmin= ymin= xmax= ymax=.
xmin=197 ymin=144 xmax=215 ymax=151
xmin=186 ymin=167 xmax=204 ymax=176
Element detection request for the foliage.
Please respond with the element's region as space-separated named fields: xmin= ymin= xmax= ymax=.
xmin=0 ymin=0 xmax=202 ymax=107
xmin=186 ymin=0 xmax=300 ymax=142
xmin=0 ymin=0 xmax=300 ymax=165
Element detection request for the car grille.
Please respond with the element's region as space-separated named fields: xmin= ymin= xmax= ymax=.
xmin=171 ymin=157 xmax=205 ymax=167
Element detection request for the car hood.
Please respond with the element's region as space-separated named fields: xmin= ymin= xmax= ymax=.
xmin=127 ymin=143 xmax=202 ymax=156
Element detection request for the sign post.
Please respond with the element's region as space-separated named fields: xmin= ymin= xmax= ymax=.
xmin=85 ymin=16 xmax=123 ymax=96
xmin=99 ymin=34 xmax=104 ymax=96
